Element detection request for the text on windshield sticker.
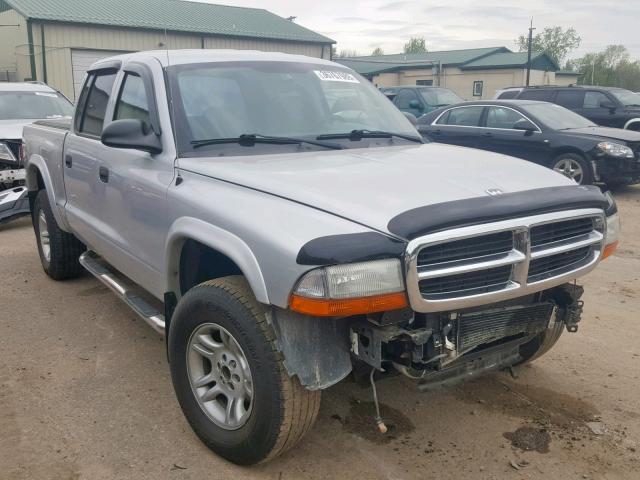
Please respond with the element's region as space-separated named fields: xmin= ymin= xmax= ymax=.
xmin=314 ymin=70 xmax=359 ymax=83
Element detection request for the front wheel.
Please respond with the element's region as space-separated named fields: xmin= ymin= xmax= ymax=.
xmin=552 ymin=153 xmax=593 ymax=185
xmin=168 ymin=276 xmax=320 ymax=465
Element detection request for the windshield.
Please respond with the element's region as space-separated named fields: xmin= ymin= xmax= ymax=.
xmin=522 ymin=103 xmax=596 ymax=130
xmin=609 ymin=89 xmax=640 ymax=107
xmin=0 ymin=91 xmax=73 ymax=120
xmin=419 ymin=88 xmax=463 ymax=107
xmin=167 ymin=61 xmax=417 ymax=155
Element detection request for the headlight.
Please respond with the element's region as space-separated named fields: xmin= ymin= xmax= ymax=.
xmin=597 ymin=142 xmax=634 ymax=158
xmin=0 ymin=142 xmax=17 ymax=162
xmin=290 ymin=259 xmax=407 ymax=316
xmin=602 ymin=191 xmax=620 ymax=260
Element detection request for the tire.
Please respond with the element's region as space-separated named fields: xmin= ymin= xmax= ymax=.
xmin=33 ymin=189 xmax=85 ymax=280
xmin=516 ymin=316 xmax=564 ymax=365
xmin=552 ymin=153 xmax=593 ymax=185
xmin=168 ymin=276 xmax=320 ymax=465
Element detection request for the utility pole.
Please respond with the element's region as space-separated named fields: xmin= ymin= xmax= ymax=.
xmin=525 ymin=19 xmax=535 ymax=86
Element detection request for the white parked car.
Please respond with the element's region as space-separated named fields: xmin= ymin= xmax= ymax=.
xmin=0 ymin=82 xmax=73 ymax=223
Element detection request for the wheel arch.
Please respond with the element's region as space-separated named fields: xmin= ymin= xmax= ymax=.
xmin=165 ymin=217 xmax=269 ymax=305
xmin=623 ymin=118 xmax=640 ymax=131
xmin=24 ymin=157 xmax=70 ymax=229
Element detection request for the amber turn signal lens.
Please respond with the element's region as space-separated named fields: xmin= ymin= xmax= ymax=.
xmin=290 ymin=291 xmax=408 ymax=317
xmin=602 ymin=240 xmax=618 ymax=260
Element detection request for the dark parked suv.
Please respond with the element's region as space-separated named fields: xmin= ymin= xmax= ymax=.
xmin=381 ymin=86 xmax=463 ymax=118
xmin=496 ymin=86 xmax=640 ymax=131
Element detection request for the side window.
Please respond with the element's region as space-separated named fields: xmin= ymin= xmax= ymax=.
xmin=555 ymin=90 xmax=585 ymax=109
xmin=497 ymin=90 xmax=519 ymax=99
xmin=78 ymin=71 xmax=117 ymax=137
xmin=583 ymin=91 xmax=610 ymax=109
xmin=519 ymin=89 xmax=555 ymax=102
xmin=395 ymin=89 xmax=420 ymax=109
xmin=74 ymin=74 xmax=93 ymax=132
xmin=437 ymin=106 xmax=484 ymax=126
xmin=485 ymin=107 xmax=528 ymax=129
xmin=115 ymin=73 xmax=150 ymax=126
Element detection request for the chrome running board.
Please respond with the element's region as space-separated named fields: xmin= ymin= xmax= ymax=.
xmin=79 ymin=251 xmax=165 ymax=335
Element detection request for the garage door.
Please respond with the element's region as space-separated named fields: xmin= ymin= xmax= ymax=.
xmin=71 ymin=49 xmax=128 ymax=100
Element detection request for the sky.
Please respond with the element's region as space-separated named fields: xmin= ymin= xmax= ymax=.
xmin=201 ymin=0 xmax=640 ymax=61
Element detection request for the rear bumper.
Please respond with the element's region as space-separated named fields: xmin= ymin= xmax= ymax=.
xmin=0 ymin=185 xmax=30 ymax=224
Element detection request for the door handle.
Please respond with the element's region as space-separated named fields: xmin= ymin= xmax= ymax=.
xmin=98 ymin=166 xmax=109 ymax=183
xmin=482 ymin=132 xmax=493 ymax=137
xmin=433 ymin=129 xmax=442 ymax=135
xmin=64 ymin=154 xmax=72 ymax=168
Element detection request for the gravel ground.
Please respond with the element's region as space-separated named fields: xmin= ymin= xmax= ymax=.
xmin=1 ymin=186 xmax=639 ymax=480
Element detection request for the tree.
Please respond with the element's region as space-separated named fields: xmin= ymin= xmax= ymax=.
xmin=403 ymin=37 xmax=427 ymax=54
xmin=371 ymin=47 xmax=385 ymax=56
xmin=566 ymin=45 xmax=640 ymax=91
xmin=516 ymin=26 xmax=581 ymax=67
xmin=336 ymin=48 xmax=360 ymax=58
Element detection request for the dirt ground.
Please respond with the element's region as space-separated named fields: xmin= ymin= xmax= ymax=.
xmin=1 ymin=186 xmax=639 ymax=480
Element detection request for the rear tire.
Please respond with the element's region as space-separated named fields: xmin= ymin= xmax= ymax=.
xmin=552 ymin=153 xmax=593 ymax=185
xmin=168 ymin=276 xmax=320 ymax=465
xmin=33 ymin=189 xmax=85 ymax=280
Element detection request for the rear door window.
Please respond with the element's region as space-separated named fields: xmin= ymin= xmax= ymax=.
xmin=78 ymin=70 xmax=117 ymax=137
xmin=519 ymin=89 xmax=555 ymax=102
xmin=555 ymin=90 xmax=585 ymax=109
xmin=437 ymin=106 xmax=484 ymax=126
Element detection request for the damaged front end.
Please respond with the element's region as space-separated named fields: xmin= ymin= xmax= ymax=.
xmin=349 ymin=283 xmax=584 ymax=391
xmin=0 ymin=140 xmax=29 ymax=224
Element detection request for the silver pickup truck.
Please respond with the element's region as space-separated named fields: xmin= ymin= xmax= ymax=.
xmin=23 ymin=50 xmax=620 ymax=465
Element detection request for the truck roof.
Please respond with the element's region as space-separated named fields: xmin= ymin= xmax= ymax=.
xmin=90 ymin=49 xmax=338 ymax=71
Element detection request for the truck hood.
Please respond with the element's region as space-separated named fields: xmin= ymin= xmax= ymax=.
xmin=0 ymin=119 xmax=34 ymax=140
xmin=178 ymin=143 xmax=573 ymax=236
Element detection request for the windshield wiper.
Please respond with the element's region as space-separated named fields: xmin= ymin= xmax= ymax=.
xmin=316 ymin=129 xmax=423 ymax=143
xmin=191 ymin=133 xmax=343 ymax=150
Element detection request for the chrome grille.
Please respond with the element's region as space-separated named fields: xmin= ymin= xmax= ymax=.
xmin=530 ymin=217 xmax=593 ymax=248
xmin=405 ymin=209 xmax=605 ymax=313
xmin=418 ymin=231 xmax=513 ymax=267
xmin=528 ymin=246 xmax=591 ymax=282
xmin=419 ymin=265 xmax=512 ymax=299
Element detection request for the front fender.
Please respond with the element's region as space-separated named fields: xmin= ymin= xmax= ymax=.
xmin=165 ymin=216 xmax=269 ymax=304
xmin=25 ymin=156 xmax=71 ymax=231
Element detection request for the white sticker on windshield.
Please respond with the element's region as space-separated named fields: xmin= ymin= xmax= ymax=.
xmin=35 ymin=92 xmax=58 ymax=97
xmin=314 ymin=70 xmax=359 ymax=83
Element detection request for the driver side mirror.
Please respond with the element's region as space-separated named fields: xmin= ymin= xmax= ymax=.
xmin=599 ymin=100 xmax=617 ymax=113
xmin=101 ymin=119 xmax=162 ymax=154
xmin=408 ymin=99 xmax=423 ymax=111
xmin=513 ymin=119 xmax=537 ymax=134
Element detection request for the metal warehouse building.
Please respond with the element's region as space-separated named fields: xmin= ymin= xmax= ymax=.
xmin=338 ymin=47 xmax=579 ymax=100
xmin=0 ymin=0 xmax=334 ymax=100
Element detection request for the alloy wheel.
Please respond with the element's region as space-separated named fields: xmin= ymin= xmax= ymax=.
xmin=553 ymin=158 xmax=584 ymax=184
xmin=187 ymin=323 xmax=253 ymax=430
